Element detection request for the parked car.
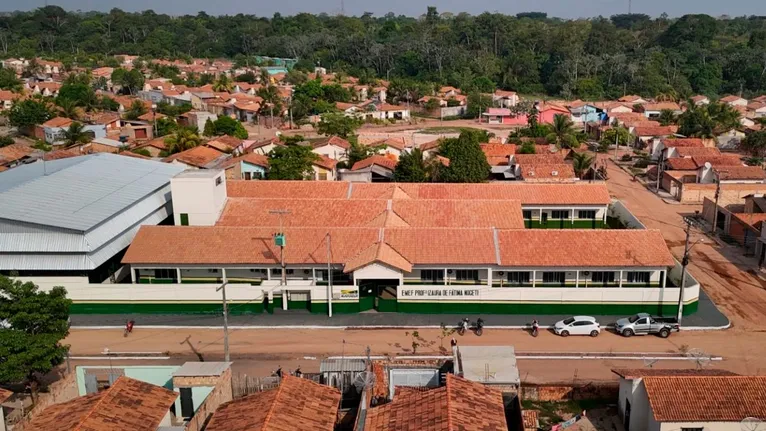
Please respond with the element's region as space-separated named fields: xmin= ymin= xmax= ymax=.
xmin=614 ymin=313 xmax=679 ymax=338
xmin=553 ymin=316 xmax=601 ymax=337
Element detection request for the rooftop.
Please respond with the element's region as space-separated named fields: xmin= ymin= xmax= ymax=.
xmin=351 ymin=155 xmax=398 ymax=171
xmin=163 ymin=146 xmax=229 ymax=168
xmin=458 ymin=346 xmax=520 ymax=385
xmin=675 ymin=147 xmax=721 ymax=158
xmin=26 ymin=377 xmax=177 ymax=431
xmin=716 ymin=166 xmax=766 ymax=181
xmin=644 ymin=376 xmax=766 ymax=422
xmin=172 ymin=361 xmax=231 ymax=377
xmin=0 ymin=153 xmax=184 ymax=231
xmin=204 ymin=376 xmax=340 ymax=431
xmin=611 ymin=368 xmax=739 ymax=379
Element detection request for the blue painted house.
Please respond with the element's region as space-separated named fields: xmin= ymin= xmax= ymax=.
xmin=569 ymin=103 xmax=603 ymax=125
xmin=219 ymin=153 xmax=270 ymax=180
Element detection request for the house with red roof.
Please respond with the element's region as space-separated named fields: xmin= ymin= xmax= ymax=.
xmin=481 ymin=107 xmax=527 ymax=125
xmin=492 ymin=89 xmax=519 ymax=107
xmin=537 ymin=103 xmax=571 ymax=124
xmin=311 ymin=136 xmax=350 ymax=161
xmin=343 ymin=154 xmax=398 ymax=182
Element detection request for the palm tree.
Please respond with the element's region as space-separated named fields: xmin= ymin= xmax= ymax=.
xmin=572 ymin=152 xmax=595 ymax=179
xmin=62 ymin=122 xmax=92 ymax=147
xmin=658 ymin=109 xmax=677 ymax=126
xmin=164 ymin=127 xmax=201 ymax=154
xmin=58 ymin=98 xmax=80 ymax=120
xmin=547 ymin=114 xmax=577 ymax=148
xmin=212 ymin=75 xmax=232 ymax=92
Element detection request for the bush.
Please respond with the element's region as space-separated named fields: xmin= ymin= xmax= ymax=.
xmin=132 ymin=148 xmax=151 ymax=157
xmin=620 ymin=154 xmax=633 ymax=162
xmin=0 ymin=135 xmax=14 ymax=147
xmin=633 ymin=159 xmax=649 ymax=168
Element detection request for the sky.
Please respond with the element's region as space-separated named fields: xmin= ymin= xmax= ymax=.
xmin=3 ymin=0 xmax=765 ymax=18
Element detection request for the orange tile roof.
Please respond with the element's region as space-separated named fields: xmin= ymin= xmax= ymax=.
xmin=612 ymin=369 xmax=738 ymax=379
xmin=644 ymin=376 xmax=766 ymax=422
xmin=205 ymin=376 xmax=339 ymax=431
xmin=391 ymin=199 xmax=525 ymax=229
xmin=513 ymin=154 xmax=565 ymax=164
xmin=619 ymin=95 xmax=644 ymax=103
xmin=384 ymin=228 xmax=497 ymax=265
xmin=498 ymin=229 xmax=675 ymax=267
xmin=665 ymin=158 xmax=698 ymax=170
xmin=0 ymin=143 xmax=35 ymax=164
xmin=731 ymin=212 xmax=766 ymax=229
xmin=312 ymin=136 xmax=351 ymax=150
xmin=227 ymin=180 xmax=350 ymax=199
xmin=661 ymin=138 xmax=704 ymax=148
xmin=313 ymin=154 xmax=338 ymax=170
xmin=44 ymin=148 xmax=82 ymax=160
xmin=0 ymin=90 xmax=21 ymax=101
xmin=365 ymin=374 xmax=507 ymax=431
xmin=716 ymin=166 xmax=766 ymax=181
xmin=119 ymin=151 xmax=151 ymax=160
xmin=520 ymin=164 xmax=577 ymax=181
xmin=692 ymin=154 xmax=743 ymax=168
xmin=163 ymin=145 xmax=227 ymax=168
xmin=420 ymin=140 xmax=441 ymax=152
xmin=720 ymin=95 xmax=746 ymax=103
xmin=351 ymin=155 xmax=398 ymax=171
xmin=344 ymin=242 xmax=412 ymax=273
xmin=643 ymin=102 xmax=681 ymax=111
xmin=675 ymin=147 xmax=721 ymax=158
xmin=481 ymin=143 xmax=516 ymax=158
xmin=137 ymin=137 xmax=167 ymax=150
xmin=26 ymin=377 xmax=177 ymax=431
xmin=634 ymin=126 xmax=677 ymax=137
xmin=136 ymin=112 xmax=166 ymax=122
xmin=373 ymin=137 xmax=407 ymax=151
xmin=218 ymin=153 xmax=270 ymax=170
xmin=42 ymin=116 xmax=73 ymax=128
xmin=206 ymin=135 xmax=243 ymax=152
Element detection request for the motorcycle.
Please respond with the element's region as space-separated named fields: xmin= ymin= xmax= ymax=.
xmin=475 ymin=318 xmax=484 ymax=336
xmin=457 ymin=318 xmax=485 ymax=336
xmin=531 ymin=320 xmax=539 ymax=338
xmin=457 ymin=318 xmax=470 ymax=336
xmin=123 ymin=319 xmax=135 ymax=337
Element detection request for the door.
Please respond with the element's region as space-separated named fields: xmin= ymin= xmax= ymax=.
xmin=634 ymin=317 xmax=650 ymax=334
xmin=358 ymin=279 xmax=398 ymax=311
xmin=624 ymin=399 xmax=631 ymax=431
xmin=572 ymin=320 xmax=590 ymax=335
xmin=244 ymin=172 xmax=252 ymax=180
xmin=179 ymin=387 xmax=194 ymax=418
xmin=540 ymin=212 xmax=548 ymax=227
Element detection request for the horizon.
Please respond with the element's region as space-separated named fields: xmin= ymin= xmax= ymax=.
xmin=2 ymin=0 xmax=765 ymax=19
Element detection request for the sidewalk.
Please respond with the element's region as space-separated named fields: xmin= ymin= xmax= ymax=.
xmin=70 ymin=290 xmax=728 ymax=329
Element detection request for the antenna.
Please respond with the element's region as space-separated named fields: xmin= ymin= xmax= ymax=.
xmin=628 ymin=0 xmax=632 ymax=14
xmin=340 ymin=0 xmax=345 ymax=16
xmin=741 ymin=417 xmax=764 ymax=431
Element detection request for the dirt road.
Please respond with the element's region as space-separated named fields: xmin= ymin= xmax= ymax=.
xmin=605 ymin=159 xmax=766 ymax=331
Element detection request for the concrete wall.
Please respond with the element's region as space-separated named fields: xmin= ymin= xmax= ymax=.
xmin=12 ymin=371 xmax=79 ymax=431
xmin=659 ymin=421 xmax=741 ymax=431
xmin=170 ymin=171 xmax=228 ymax=226
xmin=179 ymin=368 xmax=233 ymax=431
xmin=681 ymin=183 xmax=766 ymax=204
xmin=608 ymin=200 xmax=647 ymax=229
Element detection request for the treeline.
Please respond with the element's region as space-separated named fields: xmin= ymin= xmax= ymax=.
xmin=2 ymin=6 xmax=766 ymax=99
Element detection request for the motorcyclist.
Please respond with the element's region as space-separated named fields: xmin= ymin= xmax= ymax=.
xmin=532 ymin=319 xmax=539 ymax=336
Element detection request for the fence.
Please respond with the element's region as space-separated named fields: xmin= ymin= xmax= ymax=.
xmin=231 ymin=373 xmax=321 ymax=398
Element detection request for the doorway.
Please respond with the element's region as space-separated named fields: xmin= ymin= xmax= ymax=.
xmin=624 ymin=399 xmax=631 ymax=431
xmin=358 ymin=279 xmax=399 ymax=312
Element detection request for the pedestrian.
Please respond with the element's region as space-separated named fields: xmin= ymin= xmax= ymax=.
xmin=450 ymin=337 xmax=457 ymax=347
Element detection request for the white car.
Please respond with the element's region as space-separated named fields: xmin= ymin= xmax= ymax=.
xmin=553 ymin=316 xmax=601 ymax=337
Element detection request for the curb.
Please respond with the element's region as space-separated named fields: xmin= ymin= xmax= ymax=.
xmin=71 ymin=323 xmax=731 ymax=331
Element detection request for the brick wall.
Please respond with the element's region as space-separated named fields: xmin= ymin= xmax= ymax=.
xmin=680 ymin=183 xmax=766 ymax=204
xmin=182 ymin=368 xmax=232 ymax=431
xmin=520 ymin=383 xmax=618 ymax=402
xmin=13 ymin=370 xmax=79 ymax=431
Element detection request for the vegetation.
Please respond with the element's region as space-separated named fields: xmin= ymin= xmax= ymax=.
xmin=678 ymin=102 xmax=741 ymax=138
xmin=599 ymin=126 xmax=630 ymax=152
xmin=124 ymin=100 xmax=148 ymax=120
xmin=740 ymin=131 xmax=766 ymax=159
xmin=111 ymin=68 xmax=145 ymax=95
xmin=394 ymin=148 xmax=434 ymax=182
xmin=0 ymin=135 xmax=15 ymax=147
xmin=203 ymin=116 xmax=248 ymax=139
xmin=571 ymin=152 xmax=595 ymax=178
xmin=0 ymin=275 xmax=71 ymax=400
xmin=164 ymin=127 xmax=201 ymax=153
xmin=8 ymin=97 xmax=53 ymax=129
xmin=317 ymin=113 xmax=363 ymax=138
xmin=658 ymin=109 xmax=678 ymax=126
xmin=3 ymin=8 xmax=765 ymax=98
xmin=267 ymin=145 xmax=318 ymax=180
xmin=546 ymin=114 xmax=579 ymax=149
xmin=518 ymin=141 xmax=536 ymax=154
xmin=437 ymin=131 xmax=490 ymax=183
xmin=0 ymin=67 xmax=22 ymax=92
xmin=61 ymin=121 xmax=92 ymax=147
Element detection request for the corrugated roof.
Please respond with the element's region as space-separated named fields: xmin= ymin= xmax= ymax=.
xmin=320 ymin=358 xmax=366 ymax=373
xmin=0 ymin=153 xmax=184 ymax=232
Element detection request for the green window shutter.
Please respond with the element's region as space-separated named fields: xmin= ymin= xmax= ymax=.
xmin=180 ymin=213 xmax=189 ymax=226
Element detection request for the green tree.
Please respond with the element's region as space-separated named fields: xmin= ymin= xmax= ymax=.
xmin=317 ymin=113 xmax=363 ymax=138
xmin=599 ymin=126 xmax=630 ymax=152
xmin=62 ymin=122 xmax=93 ymax=147
xmin=571 ymin=152 xmax=595 ymax=179
xmin=111 ymin=68 xmax=145 ymax=95
xmin=57 ymin=98 xmax=80 ymax=120
xmin=267 ymin=145 xmax=318 ymax=180
xmin=208 ymin=116 xmax=248 ymax=139
xmin=658 ymin=109 xmax=677 ymax=126
xmin=0 ymin=67 xmax=23 ymax=92
xmin=679 ymin=102 xmax=741 ymax=138
xmin=466 ymin=92 xmax=493 ymax=118
xmin=437 ymin=132 xmax=490 ymax=183
xmin=518 ymin=141 xmax=536 ymax=154
xmin=155 ymin=117 xmax=178 ymax=137
xmin=235 ymin=72 xmax=257 ymax=84
xmin=345 ymin=139 xmax=382 ymax=169
xmin=0 ymin=135 xmax=15 ymax=147
xmin=394 ymin=148 xmax=431 ymax=182
xmin=546 ymin=114 xmax=578 ymax=149
xmin=203 ymin=118 xmax=216 ymax=137
xmin=212 ymin=75 xmax=232 ymax=92
xmin=0 ymin=276 xmax=71 ymax=400
xmin=8 ymin=98 xmax=53 ymax=129
xmin=164 ymin=127 xmax=202 ymax=154
xmin=124 ymin=100 xmax=148 ymax=120
xmin=739 ymin=131 xmax=766 ymax=159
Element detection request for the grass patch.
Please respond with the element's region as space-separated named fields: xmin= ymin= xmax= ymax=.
xmin=420 ymin=126 xmax=484 ymax=135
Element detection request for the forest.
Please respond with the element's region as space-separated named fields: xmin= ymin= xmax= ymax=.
xmin=1 ymin=6 xmax=766 ymax=99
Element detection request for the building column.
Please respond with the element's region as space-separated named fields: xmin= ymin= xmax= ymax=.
xmin=222 ymin=268 xmax=227 ymax=283
xmin=532 ymin=270 xmax=536 ymax=288
xmin=444 ymin=269 xmax=448 ymax=286
xmin=618 ymin=270 xmax=623 ymax=288
xmin=487 ymin=268 xmax=493 ymax=287
xmin=575 ymin=270 xmax=579 ymax=288
xmin=130 ymin=267 xmax=136 ymax=284
xmin=571 ymin=208 xmax=575 ymax=226
xmin=662 ymin=270 xmax=667 ymax=288
xmin=266 ymin=269 xmax=272 ymax=281
xmin=176 ymin=268 xmax=181 ymax=284
xmin=312 ymin=268 xmax=316 ymax=283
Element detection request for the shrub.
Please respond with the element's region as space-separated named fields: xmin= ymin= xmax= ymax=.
xmin=620 ymin=154 xmax=633 ymax=162
xmin=633 ymin=159 xmax=649 ymax=168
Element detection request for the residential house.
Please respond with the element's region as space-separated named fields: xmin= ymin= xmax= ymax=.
xmin=641 ymin=102 xmax=682 ymax=120
xmin=37 ymin=59 xmax=62 ymax=75
xmin=536 ymin=103 xmax=571 ymax=124
xmin=700 ymin=164 xmax=766 ymax=185
xmin=632 ymin=126 xmax=678 ymax=152
xmin=610 ymin=112 xmax=648 ymax=127
xmin=716 ymin=128 xmax=747 ymax=150
xmin=747 ymin=101 xmax=766 ymax=118
xmin=364 ymin=374 xmax=509 ymax=431
xmin=438 ymin=86 xmax=460 ymax=98
xmin=133 ymin=137 xmax=168 ymax=157
xmin=1 ymin=58 xmax=27 ymax=74
xmin=482 ymin=143 xmax=517 ymax=180
xmin=372 ymin=137 xmax=407 ymax=158
xmin=85 ymin=137 xmax=124 ymax=154
xmin=163 ymin=145 xmax=230 ymax=169
xmin=720 ymin=94 xmax=748 ymax=107
xmin=206 ymin=135 xmax=245 ymax=155
xmin=120 ymin=123 xmax=154 ymax=141
xmin=204 ymin=376 xmax=340 ymax=431
xmin=569 ymin=102 xmax=603 ymax=125
xmin=25 ymin=377 xmax=178 ymax=431
xmin=0 ymin=90 xmax=20 ymax=111
xmin=420 ymin=139 xmax=442 ymax=158
xmin=366 ymin=103 xmax=411 ymax=121
xmin=658 ymin=138 xmax=705 ymax=159
xmin=312 ymin=155 xmax=338 ymax=181
xmin=29 ymin=81 xmax=62 ymax=97
xmin=613 ymin=369 xmax=765 ymax=431
xmin=618 ymin=95 xmax=648 ymax=104
xmin=481 ymin=107 xmax=527 ymax=125
xmin=510 ymin=154 xmax=574 ymax=182
xmin=690 ymin=95 xmax=710 ymax=105
xmin=372 ymin=85 xmax=387 ymax=103
xmin=311 ymin=136 xmax=350 ymax=161
xmin=342 ymin=155 xmax=397 ymax=182
xmin=37 ymin=117 xmax=108 ymax=145
xmin=178 ymin=111 xmax=218 ymax=134
xmin=694 ymin=155 xmax=748 ymax=183
xmin=218 ymin=153 xmax=269 ymax=180
xmin=88 ymin=112 xmax=122 ymax=131
xmin=493 ymin=90 xmax=519 ymax=107
xmin=248 ymin=137 xmax=284 ymax=155
xmin=0 ymin=143 xmax=36 ymax=170
xmin=417 ymin=95 xmax=448 ymax=108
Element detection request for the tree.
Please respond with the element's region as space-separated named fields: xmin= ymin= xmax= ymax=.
xmin=599 ymin=126 xmax=630 ymax=152
xmin=317 ymin=113 xmax=362 ymax=138
xmin=62 ymin=122 xmax=92 ymax=147
xmin=57 ymin=98 xmax=80 ymax=120
xmin=267 ymin=145 xmax=318 ymax=180
xmin=571 ymin=152 xmax=595 ymax=178
xmin=212 ymin=75 xmax=232 ymax=92
xmin=0 ymin=276 xmax=71 ymax=400
xmin=466 ymin=92 xmax=493 ymax=118
xmin=0 ymin=135 xmax=15 ymax=147
xmin=164 ymin=127 xmax=201 ymax=154
xmin=679 ymin=102 xmax=741 ymax=138
xmin=8 ymin=98 xmax=53 ymax=129
xmin=394 ymin=148 xmax=431 ymax=182
xmin=546 ymin=114 xmax=578 ymax=149
xmin=739 ymin=131 xmax=766 ymax=159
xmin=658 ymin=109 xmax=677 ymax=126
xmin=437 ymin=131 xmax=491 ymax=183
xmin=0 ymin=67 xmax=22 ymax=92
xmin=111 ymin=68 xmax=145 ymax=95
xmin=124 ymin=100 xmax=148 ymax=120
xmin=235 ymin=72 xmax=257 ymax=84
xmin=424 ymin=98 xmax=441 ymax=111
xmin=155 ymin=117 xmax=178 ymax=137
xmin=345 ymin=139 xmax=382 ymax=169
xmin=207 ymin=116 xmax=248 ymax=139
xmin=518 ymin=141 xmax=536 ymax=154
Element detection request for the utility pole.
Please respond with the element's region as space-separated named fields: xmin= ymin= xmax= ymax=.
xmin=628 ymin=0 xmax=632 ymax=14
xmin=677 ymin=212 xmax=699 ymax=324
xmin=711 ymin=169 xmax=721 ymax=235
xmin=269 ymin=209 xmax=291 ymax=285
xmin=613 ymin=126 xmax=620 ymax=160
xmin=655 ymin=149 xmax=664 ymax=192
xmin=326 ymin=233 xmax=333 ymax=318
xmin=216 ymin=282 xmax=230 ymax=362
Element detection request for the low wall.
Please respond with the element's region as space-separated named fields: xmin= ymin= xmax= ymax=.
xmin=608 ymin=199 xmax=646 ymax=229
xmin=681 ymin=183 xmax=766 ymax=204
xmin=13 ymin=371 xmax=79 ymax=431
xmin=182 ymin=368 xmax=233 ymax=431
xmin=521 ymin=383 xmax=618 ymax=401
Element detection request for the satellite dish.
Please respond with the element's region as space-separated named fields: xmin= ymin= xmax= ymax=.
xmin=741 ymin=418 xmax=764 ymax=431
xmin=686 ymin=348 xmax=712 ymax=369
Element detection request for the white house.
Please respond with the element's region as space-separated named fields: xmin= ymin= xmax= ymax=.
xmin=747 ymin=101 xmax=766 ymax=118
xmin=311 ymin=136 xmax=350 ymax=161
xmin=613 ymin=369 xmax=765 ymax=431
xmin=720 ymin=95 xmax=748 ymax=107
xmin=642 ymin=102 xmax=682 ymax=119
xmin=690 ymin=95 xmax=710 ymax=106
xmin=493 ymin=90 xmax=519 ymax=108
